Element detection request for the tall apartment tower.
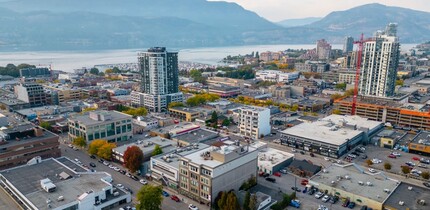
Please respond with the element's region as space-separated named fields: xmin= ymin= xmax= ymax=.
xmin=343 ymin=36 xmax=354 ymax=53
xmin=359 ymin=23 xmax=400 ymax=98
xmin=316 ymin=39 xmax=332 ymax=60
xmin=135 ymin=47 xmax=183 ymax=112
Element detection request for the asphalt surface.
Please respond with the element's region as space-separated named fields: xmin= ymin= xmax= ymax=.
xmin=59 ymin=135 xmax=208 ymax=210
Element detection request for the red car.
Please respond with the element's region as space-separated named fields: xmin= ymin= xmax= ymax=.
xmin=273 ymin=172 xmax=281 ymax=177
xmin=388 ymin=154 xmax=397 ymax=159
xmin=412 ymin=157 xmax=420 ymax=161
xmin=171 ymin=195 xmax=180 ymax=202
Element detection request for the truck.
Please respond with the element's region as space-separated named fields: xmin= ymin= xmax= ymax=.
xmin=290 ymin=199 xmax=300 ymax=208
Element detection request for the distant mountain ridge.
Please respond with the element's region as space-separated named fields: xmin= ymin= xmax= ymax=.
xmin=0 ymin=2 xmax=429 ymax=51
xmin=277 ymin=17 xmax=322 ymax=27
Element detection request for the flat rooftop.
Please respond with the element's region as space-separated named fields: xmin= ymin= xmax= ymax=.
xmin=310 ymin=164 xmax=400 ymax=204
xmin=410 ymin=131 xmax=430 ymax=145
xmin=69 ymin=111 xmax=131 ymax=126
xmin=153 ymin=143 xmax=211 ymax=168
xmin=173 ymin=128 xmax=219 ymax=145
xmin=155 ymin=122 xmax=200 ymax=136
xmin=114 ymin=136 xmax=175 ymax=155
xmin=383 ymin=183 xmax=430 ymax=210
xmin=169 ymin=106 xmax=199 ymax=113
xmin=258 ymin=147 xmax=294 ymax=168
xmin=0 ymin=124 xmax=58 ymax=150
xmin=0 ymin=157 xmax=116 ymax=209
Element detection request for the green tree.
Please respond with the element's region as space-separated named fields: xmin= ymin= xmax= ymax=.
xmin=112 ymin=67 xmax=121 ymax=73
xmin=217 ymin=192 xmax=227 ymax=210
xmin=249 ymin=193 xmax=258 ymax=210
xmin=72 ymin=136 xmax=87 ymax=148
xmin=335 ymin=83 xmax=347 ymax=90
xmin=168 ymin=102 xmax=184 ymax=109
xmin=211 ymin=111 xmax=219 ymax=124
xmin=124 ymin=145 xmax=143 ymax=173
xmin=222 ymin=118 xmax=230 ymax=126
xmin=243 ymin=191 xmax=251 ymax=210
xmin=384 ymin=162 xmax=392 ymax=170
xmin=224 ymin=192 xmax=239 ymax=210
xmin=136 ymin=185 xmax=163 ymax=210
xmin=40 ymin=121 xmax=52 ymax=130
xmin=401 ymin=166 xmax=411 ymax=174
xmin=123 ymin=107 xmax=148 ymax=117
xmin=421 ymin=171 xmax=430 ymax=179
xmin=97 ymin=142 xmax=116 ymax=160
xmin=90 ymin=67 xmax=99 ymax=75
xmin=88 ymin=139 xmax=108 ymax=155
xmin=152 ymin=145 xmax=163 ymax=156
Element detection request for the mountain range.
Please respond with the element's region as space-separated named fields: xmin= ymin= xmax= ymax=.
xmin=0 ymin=1 xmax=429 ymax=51
xmin=277 ymin=17 xmax=322 ymax=27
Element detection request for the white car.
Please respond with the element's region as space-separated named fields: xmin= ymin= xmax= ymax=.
xmin=315 ymin=192 xmax=324 ymax=199
xmin=114 ymin=167 xmax=120 ymax=171
xmin=371 ymin=158 xmax=382 ymax=164
xmin=116 ymin=184 xmax=124 ymax=189
xmin=321 ymin=195 xmax=330 ymax=202
xmin=68 ymin=144 xmax=73 ymax=148
xmin=392 ymin=152 xmax=401 ymax=157
xmin=318 ymin=205 xmax=329 ymax=210
xmin=188 ymin=204 xmax=199 ymax=210
xmin=368 ymin=168 xmax=377 ymax=173
xmin=139 ymin=179 xmax=148 ymax=185
xmin=109 ymin=165 xmax=115 ymax=169
xmin=324 ymin=157 xmax=330 ymax=161
xmin=411 ymin=169 xmax=422 ymax=174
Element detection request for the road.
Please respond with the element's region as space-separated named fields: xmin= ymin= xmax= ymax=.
xmin=59 ymin=139 xmax=208 ymax=210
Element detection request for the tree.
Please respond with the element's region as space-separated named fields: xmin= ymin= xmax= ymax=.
xmin=152 ymin=145 xmax=163 ymax=156
xmin=396 ymin=79 xmax=404 ymax=86
xmin=97 ymin=142 xmax=116 ymax=160
xmin=81 ymin=107 xmax=97 ymax=113
xmin=168 ymin=102 xmax=184 ymax=109
xmin=136 ymin=185 xmax=163 ymax=210
xmin=73 ymin=136 xmax=87 ymax=148
xmin=344 ymin=89 xmax=355 ymax=97
xmin=335 ymin=83 xmax=347 ymax=90
xmin=249 ymin=193 xmax=258 ymax=210
xmin=243 ymin=191 xmax=251 ymax=210
xmin=0 ymin=104 xmax=6 ymax=110
xmin=112 ymin=67 xmax=121 ymax=73
xmin=222 ymin=118 xmax=230 ymax=126
xmin=124 ymin=146 xmax=143 ymax=173
xmin=224 ymin=192 xmax=239 ymax=210
xmin=421 ymin=171 xmax=430 ymax=179
xmin=330 ymin=93 xmax=343 ymax=100
xmin=40 ymin=121 xmax=52 ymax=130
xmin=365 ymin=159 xmax=373 ymax=166
xmin=105 ymin=69 xmax=114 ymax=74
xmin=401 ymin=166 xmax=411 ymax=174
xmin=217 ymin=192 xmax=227 ymax=210
xmin=384 ymin=162 xmax=392 ymax=170
xmin=88 ymin=139 xmax=108 ymax=155
xmin=211 ymin=111 xmax=219 ymax=124
xmin=90 ymin=67 xmax=99 ymax=75
xmin=123 ymin=107 xmax=148 ymax=117
xmin=290 ymin=104 xmax=299 ymax=111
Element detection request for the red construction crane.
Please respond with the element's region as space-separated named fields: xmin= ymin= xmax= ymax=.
xmin=351 ymin=34 xmax=365 ymax=115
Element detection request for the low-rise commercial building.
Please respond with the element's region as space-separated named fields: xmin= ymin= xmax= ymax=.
xmin=238 ymin=106 xmax=271 ymax=139
xmin=408 ymin=131 xmax=430 ymax=156
xmin=43 ymin=84 xmax=84 ymax=103
xmin=172 ymin=128 xmax=219 ymax=146
xmin=0 ymin=157 xmax=131 ymax=210
xmin=280 ymin=115 xmax=383 ymax=158
xmin=257 ymin=147 xmax=294 ymax=174
xmin=208 ymin=85 xmax=241 ymax=98
xmin=178 ymin=140 xmax=258 ymax=205
xmin=0 ymin=124 xmax=60 ymax=170
xmin=169 ymin=107 xmax=201 ymax=122
xmin=112 ymin=136 xmax=175 ymax=162
xmin=255 ymin=70 xmax=299 ymax=83
xmin=68 ymin=111 xmax=133 ymax=143
xmin=309 ymin=163 xmax=400 ymax=210
xmin=14 ymin=83 xmax=46 ymax=107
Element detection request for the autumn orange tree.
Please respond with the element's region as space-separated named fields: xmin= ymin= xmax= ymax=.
xmin=124 ymin=145 xmax=144 ymax=173
xmin=88 ymin=139 xmax=117 ymax=160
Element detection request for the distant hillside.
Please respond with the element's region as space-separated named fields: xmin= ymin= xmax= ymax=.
xmin=0 ymin=2 xmax=429 ymax=51
xmin=277 ymin=17 xmax=322 ymax=27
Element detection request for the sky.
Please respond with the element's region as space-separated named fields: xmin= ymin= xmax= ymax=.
xmin=210 ymin=0 xmax=430 ymax=22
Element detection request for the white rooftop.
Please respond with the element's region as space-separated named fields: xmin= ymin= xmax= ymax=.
xmin=258 ymin=147 xmax=294 ymax=168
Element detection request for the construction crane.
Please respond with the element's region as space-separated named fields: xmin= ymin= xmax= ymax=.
xmin=351 ymin=34 xmax=365 ymax=115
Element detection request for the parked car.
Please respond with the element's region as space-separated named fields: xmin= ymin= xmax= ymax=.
xmin=291 ymin=187 xmax=301 ymax=192
xmin=139 ymin=179 xmax=148 ymax=185
xmin=388 ymin=154 xmax=396 ymax=159
xmin=361 ymin=155 xmax=367 ymax=159
xmin=342 ymin=200 xmax=350 ymax=207
xmin=290 ymin=199 xmax=300 ymax=208
xmin=412 ymin=157 xmax=420 ymax=161
xmin=308 ymin=188 xmax=316 ymax=195
xmin=98 ymin=159 xmax=104 ymax=163
xmin=310 ymin=153 xmax=315 ymax=157
xmin=321 ymin=195 xmax=330 ymax=202
xmin=351 ymin=152 xmax=359 ymax=156
xmin=116 ymin=184 xmax=124 ymax=189
xmin=162 ymin=191 xmax=169 ymax=197
xmin=188 ymin=204 xmax=199 ymax=210
xmin=265 ymin=177 xmax=276 ymax=183
xmin=171 ymin=195 xmax=180 ymax=202
xmin=368 ymin=168 xmax=377 ymax=173
xmin=90 ymin=155 xmax=96 ymax=159
xmin=89 ymin=162 xmax=96 ymax=167
xmin=280 ymin=169 xmax=288 ymax=174
xmin=317 ymin=205 xmax=328 ymax=210
xmin=273 ymin=172 xmax=281 ymax=177
xmin=324 ymin=157 xmax=330 ymax=161
xmin=300 ymin=151 xmax=305 ymax=155
xmin=406 ymin=162 xmax=416 ymax=167
xmin=315 ymin=192 xmax=324 ymax=199
xmin=329 ymin=196 xmax=339 ymax=204
xmin=391 ymin=152 xmax=401 ymax=157
xmin=418 ymin=164 xmax=428 ymax=168
xmin=130 ymin=175 xmax=139 ymax=181
xmin=347 ymin=201 xmax=356 ymax=209
xmin=124 ymin=187 xmax=133 ymax=194
xmin=263 ymin=173 xmax=270 ymax=178
xmin=423 ymin=182 xmax=430 ymax=188
xmin=354 ymin=149 xmax=363 ymax=154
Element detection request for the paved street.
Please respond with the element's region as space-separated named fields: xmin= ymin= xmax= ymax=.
xmin=58 ymin=138 xmax=208 ymax=210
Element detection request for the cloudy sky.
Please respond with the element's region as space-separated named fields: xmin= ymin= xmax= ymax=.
xmin=210 ymin=0 xmax=430 ymax=21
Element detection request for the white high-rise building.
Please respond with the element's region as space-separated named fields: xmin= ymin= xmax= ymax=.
xmin=359 ymin=23 xmax=400 ymax=97
xmin=238 ymin=106 xmax=271 ymax=139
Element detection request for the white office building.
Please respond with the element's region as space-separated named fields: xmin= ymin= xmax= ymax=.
xmin=255 ymin=70 xmax=299 ymax=83
xmin=359 ymin=23 xmax=400 ymax=97
xmin=238 ymin=106 xmax=271 ymax=139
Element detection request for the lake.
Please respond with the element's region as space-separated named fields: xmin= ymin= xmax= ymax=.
xmin=0 ymin=44 xmax=417 ymax=72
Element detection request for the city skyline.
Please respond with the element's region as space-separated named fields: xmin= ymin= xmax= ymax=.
xmin=210 ymin=0 xmax=430 ymax=21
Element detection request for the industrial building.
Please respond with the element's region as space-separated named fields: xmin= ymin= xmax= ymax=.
xmin=257 ymin=147 xmax=294 ymax=175
xmin=178 ymin=140 xmax=258 ymax=205
xmin=68 ymin=111 xmax=133 ymax=143
xmin=280 ymin=115 xmax=383 ymax=158
xmin=309 ymin=163 xmax=400 ymax=210
xmin=0 ymin=157 xmax=131 ymax=210
xmin=408 ymin=131 xmax=430 ymax=156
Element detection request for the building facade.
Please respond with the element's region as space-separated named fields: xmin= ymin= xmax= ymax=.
xmin=68 ymin=111 xmax=133 ymax=143
xmin=316 ymin=39 xmax=332 ymax=60
xmin=238 ymin=106 xmax=271 ymax=139
xmin=14 ymin=83 xmax=46 ymax=107
xmin=359 ymin=24 xmax=400 ymax=97
xmin=19 ymin=67 xmax=50 ymax=78
xmin=343 ymin=36 xmax=354 ymax=53
xmin=255 ymin=70 xmax=299 ymax=83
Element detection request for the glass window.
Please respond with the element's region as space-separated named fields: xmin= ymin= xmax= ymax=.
xmin=95 ymin=132 xmax=100 ymax=139
xmin=88 ymin=134 xmax=94 ymax=141
xmin=100 ymin=132 xmax=106 ymax=138
xmin=116 ymin=126 xmax=121 ymax=134
xmin=107 ymin=123 xmax=115 ymax=136
xmin=127 ymin=124 xmax=132 ymax=132
xmin=122 ymin=125 xmax=126 ymax=133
